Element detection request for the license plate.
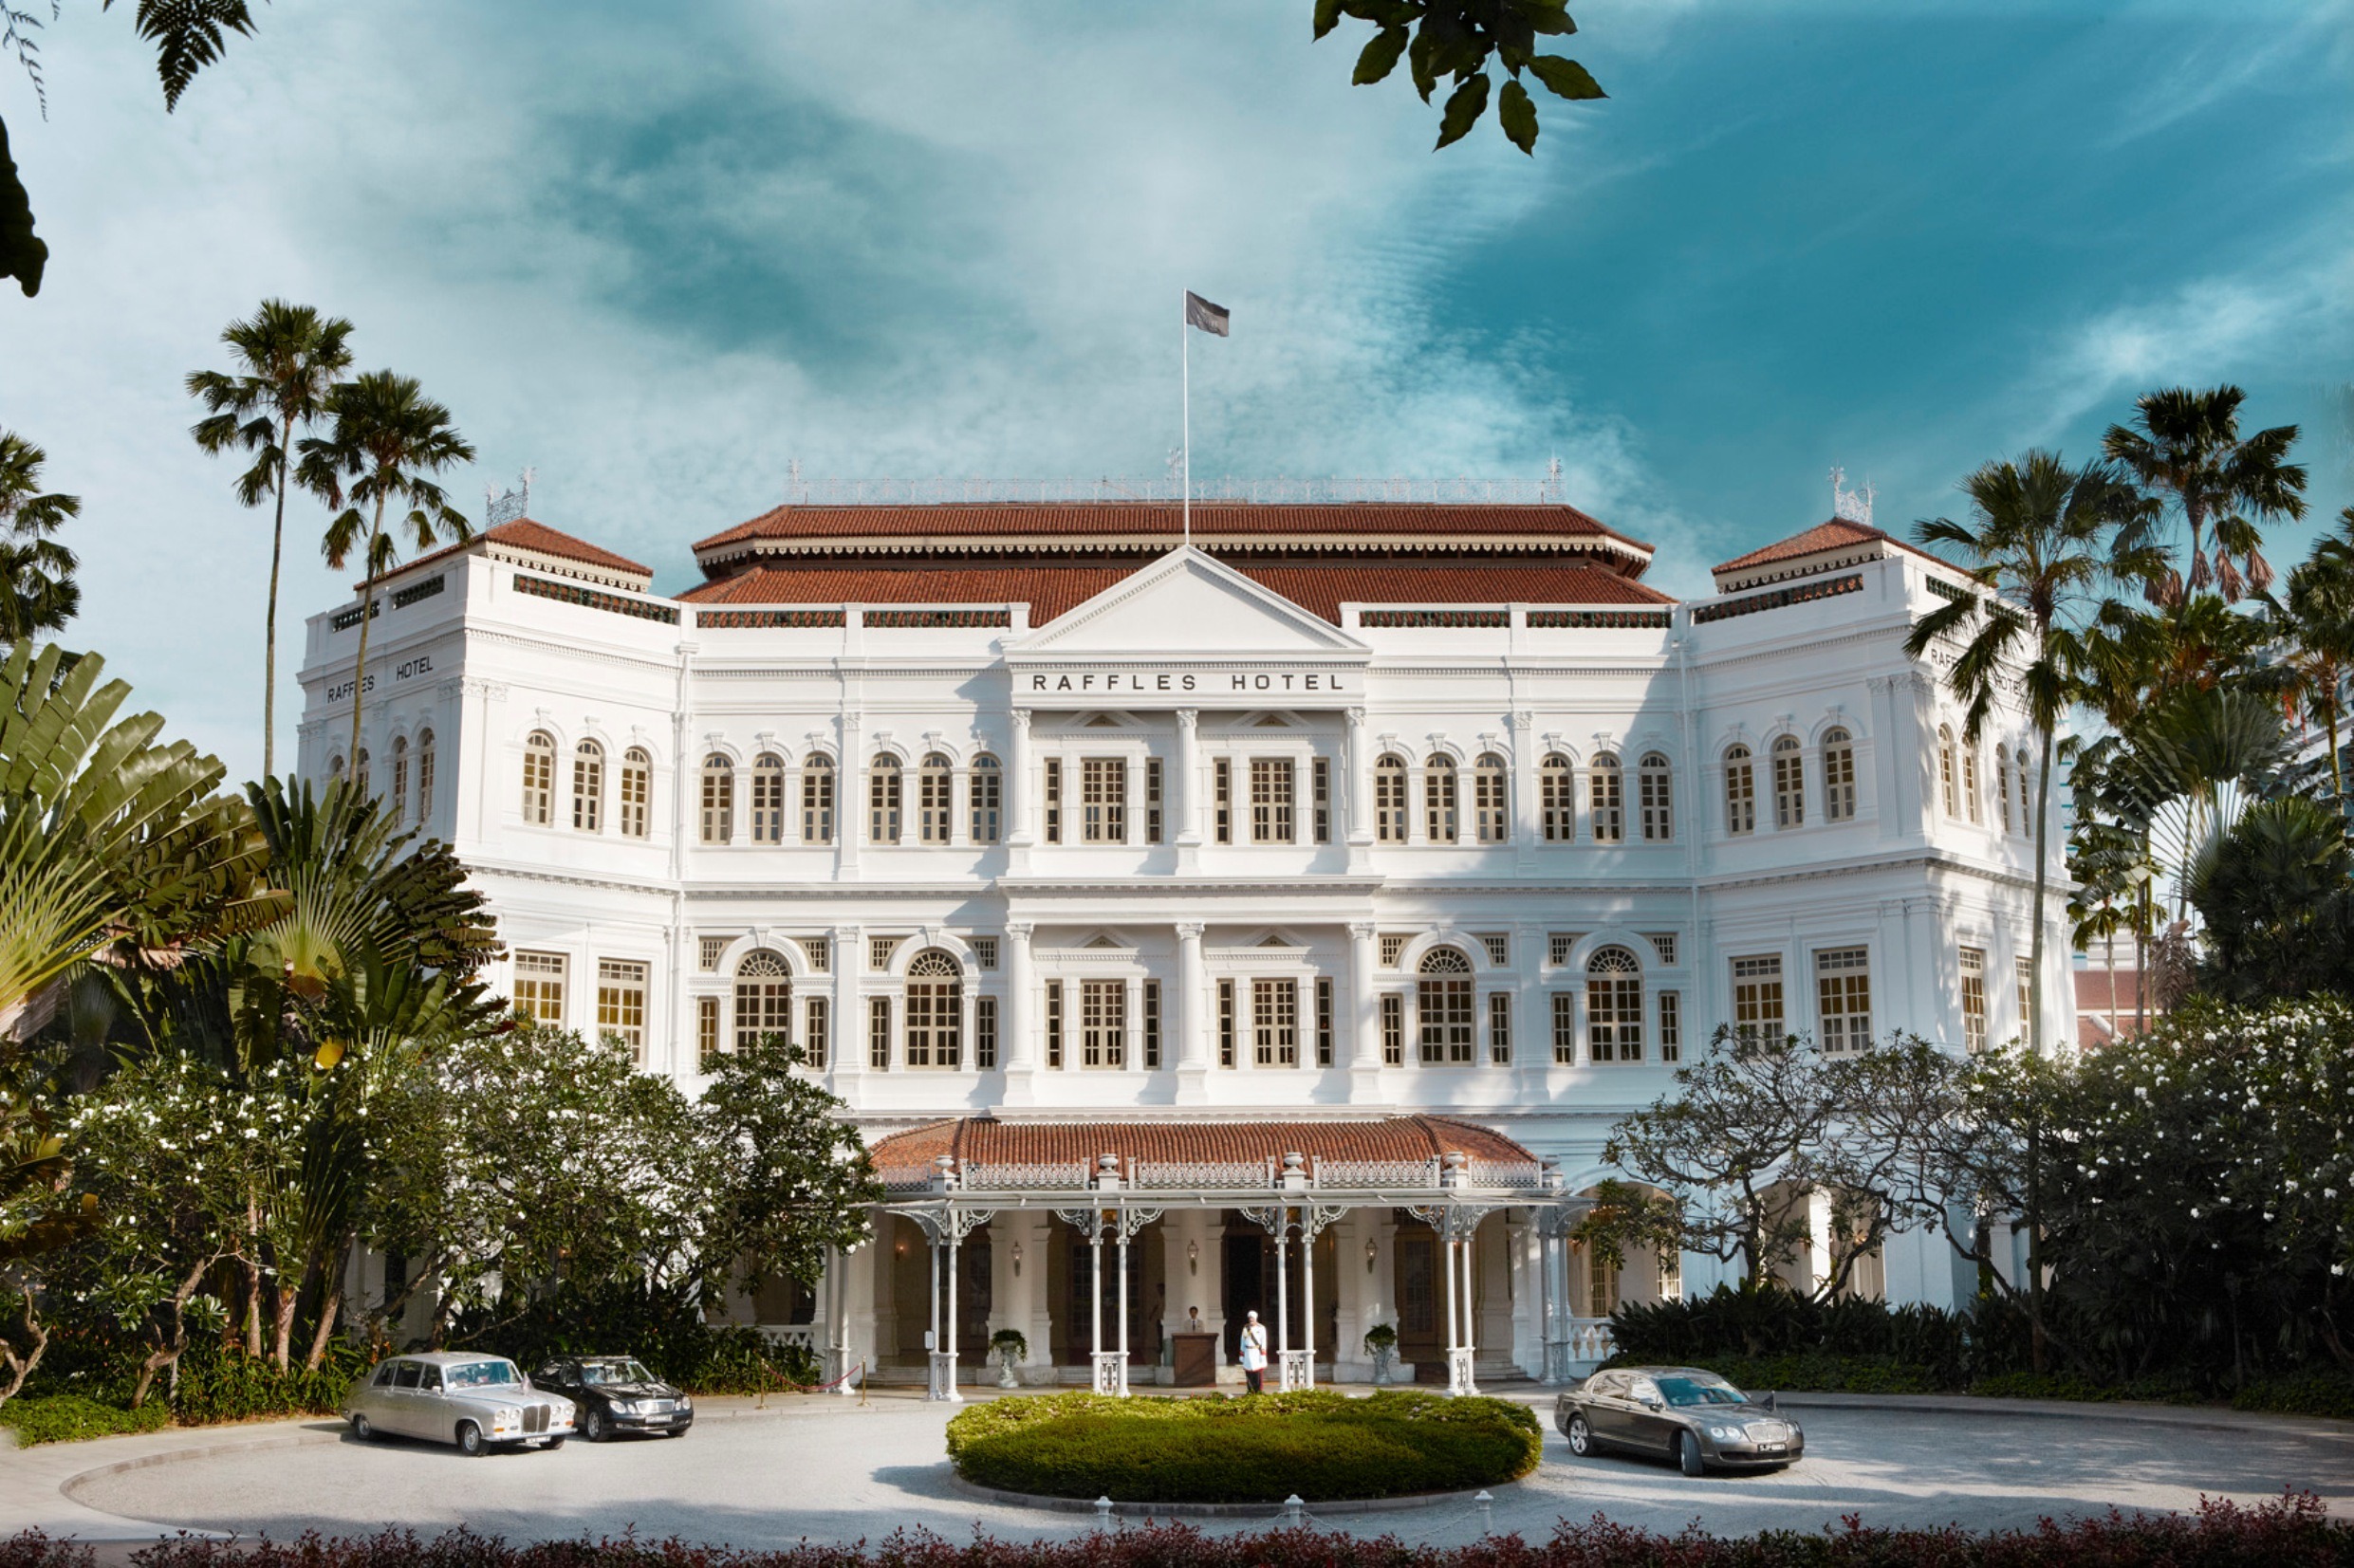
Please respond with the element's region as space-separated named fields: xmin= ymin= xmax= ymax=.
xmin=1759 ymin=1441 xmax=1786 ymax=1451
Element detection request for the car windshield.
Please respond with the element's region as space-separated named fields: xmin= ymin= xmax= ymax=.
xmin=445 ymin=1359 xmax=520 ymax=1389
xmin=581 ymin=1359 xmax=656 ymax=1386
xmin=1657 ymin=1374 xmax=1745 ymax=1407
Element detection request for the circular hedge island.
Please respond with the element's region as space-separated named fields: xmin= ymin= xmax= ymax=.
xmin=944 ymin=1390 xmax=1543 ymax=1504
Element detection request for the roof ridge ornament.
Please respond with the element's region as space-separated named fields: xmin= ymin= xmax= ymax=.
xmin=1830 ymin=466 xmax=1875 ymax=527
xmin=486 ymin=467 xmax=533 ymax=527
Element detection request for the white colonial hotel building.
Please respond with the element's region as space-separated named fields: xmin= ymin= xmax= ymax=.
xmin=298 ymin=482 xmax=2060 ymax=1394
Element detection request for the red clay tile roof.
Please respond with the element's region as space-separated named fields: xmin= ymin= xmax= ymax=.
xmin=677 ymin=561 xmax=1671 ymax=624
xmin=868 ymin=1115 xmax=1534 ymax=1177
xmin=377 ymin=518 xmax=654 ymax=588
xmin=1712 ymin=518 xmax=1959 ymax=579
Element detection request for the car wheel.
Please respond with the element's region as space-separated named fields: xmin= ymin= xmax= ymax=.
xmin=1677 ymin=1430 xmax=1704 ymax=1478
xmin=349 ymin=1414 xmax=374 ymax=1443
xmin=1565 ymin=1414 xmax=1594 ymax=1457
xmin=456 ymin=1421 xmax=487 ymax=1457
xmin=584 ymin=1408 xmax=610 ymax=1443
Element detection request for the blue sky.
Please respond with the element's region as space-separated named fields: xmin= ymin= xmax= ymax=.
xmin=2 ymin=0 xmax=2348 ymax=782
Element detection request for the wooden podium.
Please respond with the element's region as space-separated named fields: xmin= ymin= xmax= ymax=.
xmin=1170 ymin=1332 xmax=1220 ymax=1387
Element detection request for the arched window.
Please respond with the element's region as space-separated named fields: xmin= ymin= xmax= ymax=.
xmin=1540 ymin=753 xmax=1574 ymax=841
xmin=1723 ymin=744 xmax=1755 ymax=836
xmin=415 ymin=730 xmax=436 ymax=827
xmin=389 ymin=736 xmax=409 ymax=825
xmin=1771 ymin=735 xmax=1804 ymax=829
xmin=1823 ymin=729 xmax=1856 ymax=822
xmin=869 ymin=753 xmax=903 ymax=844
xmin=918 ymin=752 xmax=955 ymax=844
xmin=1937 ymin=727 xmax=1959 ymax=817
xmin=801 ymin=753 xmax=835 ymax=843
xmin=354 ymin=748 xmax=371 ymax=801
xmin=522 ymin=732 xmax=554 ymax=824
xmin=1590 ymin=752 xmax=1624 ymax=843
xmin=1640 ymin=753 xmax=1674 ymax=840
xmin=732 ymin=950 xmax=791 ymax=1055
xmin=904 ymin=950 xmax=962 ymax=1069
xmin=573 ymin=740 xmax=604 ymax=833
xmin=1473 ymin=753 xmax=1510 ymax=843
xmin=1994 ymin=746 xmax=2012 ymax=832
xmin=1586 ymin=946 xmax=1644 ymax=1062
xmin=2015 ymin=750 xmax=2031 ymax=834
xmin=1961 ymin=743 xmax=1982 ymax=823
xmin=619 ymin=747 xmax=651 ymax=838
xmin=1424 ymin=755 xmax=1458 ymax=843
xmin=1374 ymin=754 xmax=1409 ymax=842
xmin=1417 ymin=946 xmax=1474 ymax=1064
xmin=750 ymin=753 xmax=787 ymax=843
xmin=699 ymin=753 xmax=734 ymax=843
xmin=970 ymin=754 xmax=1002 ymax=843
xmin=327 ymin=754 xmax=345 ymax=784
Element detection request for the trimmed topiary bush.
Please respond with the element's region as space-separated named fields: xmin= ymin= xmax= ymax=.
xmin=945 ymin=1389 xmax=1541 ymax=1503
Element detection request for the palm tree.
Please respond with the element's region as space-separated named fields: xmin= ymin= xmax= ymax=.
xmin=2103 ymin=384 xmax=2307 ymax=604
xmin=2272 ymin=521 xmax=2354 ymax=802
xmin=296 ymin=373 xmax=475 ymax=767
xmin=0 ymin=433 xmax=82 ymax=642
xmin=187 ymin=302 xmax=356 ymax=781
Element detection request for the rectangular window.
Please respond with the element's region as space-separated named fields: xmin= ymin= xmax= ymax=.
xmin=972 ymin=936 xmax=998 ymax=969
xmin=800 ymin=936 xmax=830 ymax=973
xmin=1487 ymin=992 xmax=1511 ymax=1065
xmin=802 ymin=763 xmax=834 ymax=843
xmin=417 ymin=740 xmax=436 ymax=829
xmin=1960 ymin=947 xmax=1988 ymax=1053
xmin=1644 ymin=932 xmax=1678 ymax=966
xmin=1250 ymin=758 xmax=1295 ymax=843
xmin=1082 ymin=758 xmax=1127 ymax=843
xmin=596 ymin=959 xmax=647 ymax=1062
xmin=868 ymin=996 xmax=891 ymax=1070
xmin=1659 ymin=990 xmax=1681 ymax=1062
xmin=1590 ymin=763 xmax=1623 ymax=843
xmin=869 ymin=934 xmax=899 ymax=970
xmin=699 ymin=765 xmax=731 ymax=843
xmin=1081 ymin=980 xmax=1126 ymax=1068
xmin=1726 ymin=755 xmax=1756 ymax=836
xmin=973 ymin=995 xmax=997 ymax=1070
xmin=1587 ymin=960 xmax=1644 ymax=1063
xmin=1418 ymin=974 xmax=1474 ymax=1064
xmin=1046 ymin=980 xmax=1065 ymax=1069
xmin=698 ymin=935 xmax=728 ymax=971
xmin=735 ymin=972 xmax=790 ymax=1054
xmin=751 ymin=763 xmax=785 ymax=843
xmin=1542 ymin=764 xmax=1575 ymax=841
xmin=1141 ymin=981 xmax=1160 ymax=1069
xmin=1380 ymin=932 xmax=1409 ymax=968
xmin=1213 ymin=758 xmax=1232 ymax=843
xmin=1474 ymin=763 xmax=1509 ymax=843
xmin=971 ymin=760 xmax=1002 ymax=844
xmin=1426 ymin=764 xmax=1458 ymax=842
xmin=1816 ymin=947 xmax=1872 ymax=1055
xmin=2015 ymin=954 xmax=2033 ymax=1031
xmin=1548 ymin=932 xmax=1579 ymax=968
xmin=1145 ymin=758 xmax=1164 ymax=844
xmin=1478 ymin=932 xmax=1510 ymax=966
xmin=1826 ymin=743 xmax=1856 ymax=821
xmin=869 ymin=762 xmax=900 ymax=844
xmin=1552 ymin=993 xmax=1577 ymax=1064
xmin=918 ymin=761 xmax=953 ymax=844
xmin=905 ymin=971 xmax=960 ymax=1070
xmin=1732 ymin=955 xmax=1784 ymax=1046
xmin=1381 ymin=993 xmax=1404 ymax=1065
xmin=804 ymin=996 xmax=829 ymax=1069
xmin=1375 ymin=763 xmax=1408 ymax=842
xmin=1587 ymin=1248 xmax=1620 ymax=1317
xmin=571 ymin=751 xmax=602 ymax=832
xmin=512 ymin=951 xmax=566 ymax=1024
xmin=1312 ymin=756 xmax=1331 ymax=844
xmin=615 ymin=752 xmax=647 ymax=839
xmin=1315 ymin=977 xmax=1334 ymax=1066
xmin=1773 ymin=745 xmax=1805 ymax=829
xmin=1252 ymin=978 xmax=1298 ymax=1066
xmin=1657 ymin=1247 xmax=1682 ymax=1301
xmin=1218 ymin=978 xmax=1236 ymax=1067
xmin=697 ymin=996 xmax=721 ymax=1072
xmin=1640 ymin=761 xmax=1673 ymax=841
xmin=1043 ymin=758 xmax=1063 ymax=843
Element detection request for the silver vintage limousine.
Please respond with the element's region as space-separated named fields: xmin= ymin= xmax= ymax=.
xmin=343 ymin=1351 xmax=576 ymax=1455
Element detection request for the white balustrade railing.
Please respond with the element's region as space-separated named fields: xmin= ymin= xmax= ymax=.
xmin=961 ymin=1160 xmax=1090 ymax=1190
xmin=1465 ymin=1159 xmax=1544 ymax=1190
xmin=1313 ymin=1157 xmax=1441 ymax=1190
xmin=875 ymin=1167 xmax=936 ymax=1193
xmin=1131 ymin=1159 xmax=1275 ymax=1190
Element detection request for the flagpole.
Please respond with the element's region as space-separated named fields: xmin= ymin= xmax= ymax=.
xmin=1181 ymin=287 xmax=1191 ymax=550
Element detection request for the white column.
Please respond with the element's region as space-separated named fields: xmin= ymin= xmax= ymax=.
xmin=1116 ymin=1228 xmax=1132 ymax=1397
xmin=1174 ymin=708 xmax=1201 ymax=871
xmin=945 ymin=1232 xmax=965 ymax=1402
xmin=1006 ymin=710 xmax=1034 ymax=876
xmin=1348 ymin=921 xmax=1381 ymax=1098
xmin=1344 ymin=706 xmax=1373 ymax=858
xmin=1302 ymin=1224 xmax=1317 ymax=1386
xmin=1273 ymin=1213 xmax=1292 ymax=1389
xmin=1174 ymin=920 xmax=1210 ymax=1105
xmin=1002 ymin=921 xmax=1036 ymax=1106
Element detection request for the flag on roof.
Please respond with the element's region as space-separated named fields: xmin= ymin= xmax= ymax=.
xmin=1184 ymin=291 xmax=1230 ymax=337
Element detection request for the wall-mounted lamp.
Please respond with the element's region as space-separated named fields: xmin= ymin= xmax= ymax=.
xmin=1187 ymin=1239 xmax=1200 ymax=1277
xmin=1365 ymin=1237 xmax=1379 ymax=1274
xmin=1010 ymin=1240 xmax=1024 ymax=1277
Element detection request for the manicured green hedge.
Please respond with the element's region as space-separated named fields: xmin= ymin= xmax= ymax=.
xmin=0 ymin=1394 xmax=172 ymax=1446
xmin=945 ymin=1390 xmax=1541 ymax=1503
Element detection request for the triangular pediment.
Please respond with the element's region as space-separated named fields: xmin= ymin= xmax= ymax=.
xmin=1010 ymin=547 xmax=1367 ymax=657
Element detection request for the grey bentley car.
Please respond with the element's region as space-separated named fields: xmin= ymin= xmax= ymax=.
xmin=1554 ymin=1366 xmax=1803 ymax=1477
xmin=343 ymin=1351 xmax=576 ymax=1456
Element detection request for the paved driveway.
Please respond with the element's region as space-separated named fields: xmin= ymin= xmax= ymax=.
xmin=34 ymin=1393 xmax=2354 ymax=1547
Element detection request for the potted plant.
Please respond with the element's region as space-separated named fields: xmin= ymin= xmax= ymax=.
xmin=990 ymin=1328 xmax=1029 ymax=1389
xmin=1363 ymin=1322 xmax=1398 ymax=1386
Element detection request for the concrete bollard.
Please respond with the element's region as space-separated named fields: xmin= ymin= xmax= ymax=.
xmin=1284 ymin=1494 xmax=1305 ymax=1529
xmin=1094 ymin=1496 xmax=1114 ymax=1532
xmin=1474 ymin=1490 xmax=1493 ymax=1537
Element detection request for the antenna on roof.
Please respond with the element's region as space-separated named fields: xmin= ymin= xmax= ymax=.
xmin=1546 ymin=454 xmax=1564 ymax=503
xmin=1830 ymin=466 xmax=1875 ymax=527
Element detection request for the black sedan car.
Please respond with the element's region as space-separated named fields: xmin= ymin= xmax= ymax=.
xmin=530 ymin=1356 xmax=695 ymax=1441
xmin=1553 ymin=1366 xmax=1802 ymax=1477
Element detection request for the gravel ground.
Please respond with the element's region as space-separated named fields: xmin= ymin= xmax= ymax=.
xmin=54 ymin=1394 xmax=2354 ymax=1546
